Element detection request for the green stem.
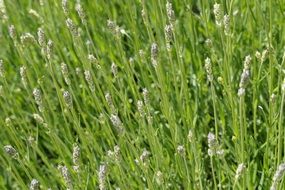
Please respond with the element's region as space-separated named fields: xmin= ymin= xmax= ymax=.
xmin=211 ymin=157 xmax=218 ymax=190
xmin=278 ymin=92 xmax=285 ymax=165
xmin=211 ymin=82 xmax=219 ymax=139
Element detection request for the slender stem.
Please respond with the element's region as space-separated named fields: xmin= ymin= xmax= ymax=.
xmin=211 ymin=157 xmax=218 ymax=190
xmin=268 ymin=0 xmax=276 ymax=170
xmin=278 ymin=92 xmax=285 ymax=165
xmin=239 ymin=96 xmax=245 ymax=162
xmin=239 ymin=95 xmax=246 ymax=188
xmin=211 ymin=82 xmax=219 ymax=139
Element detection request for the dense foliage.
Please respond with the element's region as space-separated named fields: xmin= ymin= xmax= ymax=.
xmin=1 ymin=0 xmax=285 ymax=189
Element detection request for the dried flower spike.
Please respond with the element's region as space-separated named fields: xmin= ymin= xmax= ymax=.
xmin=62 ymin=0 xmax=68 ymax=15
xmin=105 ymin=92 xmax=116 ymax=113
xmin=111 ymin=62 xmax=118 ymax=78
xmin=107 ymin=19 xmax=120 ymax=37
xmin=142 ymin=88 xmax=149 ymax=106
xmin=58 ymin=165 xmax=73 ymax=189
xmin=205 ymin=39 xmax=213 ymax=48
xmin=205 ymin=57 xmax=213 ymax=82
xmin=270 ymin=93 xmax=277 ymax=103
xmin=141 ymin=8 xmax=147 ymax=24
xmin=177 ymin=145 xmax=185 ymax=156
xmin=4 ymin=145 xmax=18 ymax=158
xmin=113 ymin=145 xmax=120 ymax=161
xmin=139 ymin=49 xmax=145 ymax=60
xmin=255 ymin=51 xmax=261 ymax=60
xmin=84 ymin=70 xmax=95 ymax=92
xmin=207 ymin=132 xmax=224 ymax=157
xmin=33 ymin=88 xmax=44 ymax=112
xmin=66 ymin=18 xmax=79 ymax=37
xmin=33 ymin=113 xmax=44 ymax=124
xmin=0 ymin=59 xmax=5 ymax=78
xmin=238 ymin=55 xmax=252 ymax=97
xmin=223 ymin=14 xmax=230 ymax=36
xmin=155 ymin=171 xmax=164 ymax=185
xmin=20 ymin=66 xmax=27 ymax=87
xmin=107 ymin=19 xmax=116 ymax=31
xmin=98 ymin=164 xmax=107 ymax=190
xmin=235 ymin=163 xmax=246 ymax=181
xmin=37 ymin=28 xmax=46 ymax=47
xmin=29 ymin=179 xmax=40 ymax=190
xmin=88 ymin=54 xmax=96 ymax=63
xmin=8 ymin=25 xmax=16 ymax=40
xmin=75 ymin=67 xmax=81 ymax=75
xmin=270 ymin=163 xmax=285 ymax=190
xmin=29 ymin=9 xmax=43 ymax=23
xmin=261 ymin=49 xmax=269 ymax=63
xmin=75 ymin=2 xmax=86 ymax=24
xmin=137 ymin=100 xmax=145 ymax=117
xmin=20 ymin=33 xmax=36 ymax=44
xmin=213 ymin=3 xmax=222 ymax=26
xmin=46 ymin=39 xmax=53 ymax=60
xmin=63 ymin=90 xmax=73 ymax=108
xmin=61 ymin=63 xmax=71 ymax=85
xmin=72 ymin=143 xmax=80 ymax=172
xmin=107 ymin=145 xmax=120 ymax=162
xmin=140 ymin=149 xmax=150 ymax=164
xmin=165 ymin=24 xmax=173 ymax=51
xmin=187 ymin=129 xmax=193 ymax=142
xmin=207 ymin=132 xmax=216 ymax=156
xmin=166 ymin=1 xmax=175 ymax=25
xmin=110 ymin=114 xmax=124 ymax=133
xmin=151 ymin=43 xmax=158 ymax=68
xmin=89 ymin=54 xmax=101 ymax=69
xmin=0 ymin=0 xmax=8 ymax=21
xmin=5 ymin=117 xmax=12 ymax=127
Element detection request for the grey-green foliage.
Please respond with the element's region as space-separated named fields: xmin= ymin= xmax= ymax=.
xmin=1 ymin=0 xmax=285 ymax=189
